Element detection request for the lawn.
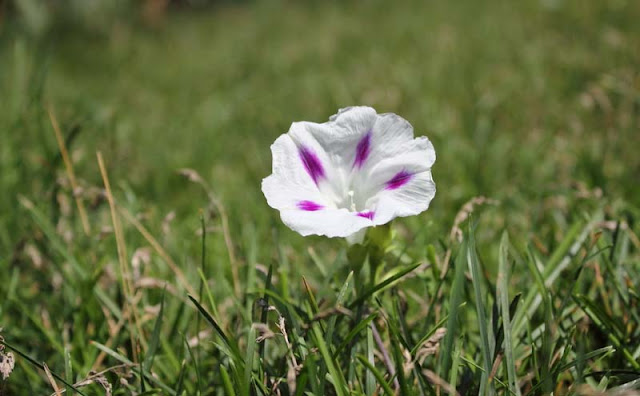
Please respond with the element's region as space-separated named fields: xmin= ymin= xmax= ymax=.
xmin=1 ymin=0 xmax=639 ymax=394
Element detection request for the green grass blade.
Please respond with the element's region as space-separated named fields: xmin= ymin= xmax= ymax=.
xmin=243 ymin=326 xmax=257 ymax=396
xmin=348 ymin=262 xmax=421 ymax=309
xmin=302 ymin=276 xmax=321 ymax=316
xmin=144 ymin=287 xmax=166 ymax=372
xmin=188 ymin=294 xmax=242 ymax=360
xmin=498 ymin=232 xmax=521 ymax=396
xmin=448 ymin=339 xmax=462 ymax=396
xmin=467 ymin=225 xmax=495 ymax=395
xmin=183 ymin=334 xmax=201 ymax=395
xmin=64 ymin=346 xmax=73 ymax=395
xmin=439 ymin=240 xmax=468 ymax=381
xmin=326 ymin=271 xmax=353 ymax=346
xmin=524 ymin=248 xmax=555 ymax=393
xmin=174 ymin=360 xmax=186 ymax=396
xmin=366 ymin=325 xmax=376 ymax=396
xmin=356 ymin=354 xmax=395 ymax=396
xmin=513 ymin=217 xmax=595 ymax=335
xmin=333 ymin=312 xmax=378 ymax=357
xmin=389 ymin=324 xmax=410 ymax=396
xmin=220 ymin=364 xmax=236 ymax=396
xmin=573 ymin=294 xmax=640 ymax=370
xmin=311 ymin=323 xmax=348 ymax=396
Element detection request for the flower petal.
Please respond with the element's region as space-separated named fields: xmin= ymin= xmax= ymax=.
xmin=280 ymin=208 xmax=373 ymax=238
xmin=369 ymin=170 xmax=436 ymax=226
xmin=262 ymin=134 xmax=327 ymax=211
xmin=306 ymin=106 xmax=378 ymax=170
xmin=367 ymin=113 xmax=435 ymax=169
xmin=352 ymin=134 xmax=435 ymax=201
xmin=356 ymin=134 xmax=436 ymax=225
xmin=321 ymin=107 xmax=435 ymax=174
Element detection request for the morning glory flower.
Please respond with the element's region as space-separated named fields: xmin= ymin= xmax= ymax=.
xmin=262 ymin=106 xmax=436 ymax=240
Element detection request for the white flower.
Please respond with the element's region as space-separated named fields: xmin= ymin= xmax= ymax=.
xmin=262 ymin=106 xmax=436 ymax=240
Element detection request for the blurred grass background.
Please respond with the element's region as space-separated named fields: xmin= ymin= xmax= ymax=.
xmin=0 ymin=0 xmax=639 ymax=394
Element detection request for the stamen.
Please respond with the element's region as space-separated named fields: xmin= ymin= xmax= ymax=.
xmin=348 ymin=190 xmax=356 ymax=212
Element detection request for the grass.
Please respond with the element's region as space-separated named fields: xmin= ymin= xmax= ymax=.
xmin=1 ymin=0 xmax=640 ymax=394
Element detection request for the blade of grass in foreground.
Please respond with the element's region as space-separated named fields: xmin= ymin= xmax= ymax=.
xmin=333 ymin=312 xmax=378 ymax=357
xmin=220 ymin=364 xmax=236 ymax=396
xmin=573 ymin=294 xmax=640 ymax=370
xmin=524 ymin=249 xmax=555 ymax=393
xmin=366 ymin=325 xmax=376 ymax=396
xmin=348 ymin=262 xmax=421 ymax=309
xmin=326 ymin=271 xmax=353 ymax=346
xmin=513 ymin=217 xmax=594 ymax=336
xmin=439 ymin=239 xmax=468 ymax=382
xmin=467 ymin=225 xmax=495 ymax=396
xmin=143 ymin=288 xmax=166 ymax=373
xmin=498 ymin=232 xmax=521 ymax=396
xmin=243 ymin=326 xmax=257 ymax=396
xmin=311 ymin=322 xmax=348 ymax=396
xmin=357 ymin=355 xmax=395 ymax=396
xmin=188 ymin=295 xmax=243 ymax=364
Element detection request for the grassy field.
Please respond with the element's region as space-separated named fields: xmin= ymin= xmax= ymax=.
xmin=1 ymin=0 xmax=640 ymax=394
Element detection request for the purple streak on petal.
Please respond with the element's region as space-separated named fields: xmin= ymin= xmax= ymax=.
xmin=297 ymin=200 xmax=324 ymax=211
xmin=299 ymin=146 xmax=325 ymax=185
xmin=353 ymin=130 xmax=372 ymax=169
xmin=386 ymin=170 xmax=413 ymax=190
xmin=357 ymin=211 xmax=375 ymax=220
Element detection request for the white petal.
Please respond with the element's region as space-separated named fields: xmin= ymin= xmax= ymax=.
xmin=366 ymin=112 xmax=435 ymax=169
xmin=262 ymin=174 xmax=327 ymax=212
xmin=367 ymin=136 xmax=436 ymax=180
xmin=280 ymin=208 xmax=373 ymax=238
xmin=370 ymin=170 xmax=436 ymax=226
xmin=357 ymin=136 xmax=436 ymax=225
xmin=320 ymin=107 xmax=435 ymax=179
xmin=352 ymin=134 xmax=434 ymax=198
xmin=261 ymin=134 xmax=327 ymax=210
xmin=307 ymin=106 xmax=377 ymax=169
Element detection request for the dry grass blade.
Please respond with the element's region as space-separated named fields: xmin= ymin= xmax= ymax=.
xmin=48 ymin=107 xmax=91 ymax=235
xmin=0 ymin=331 xmax=14 ymax=381
xmin=44 ymin=363 xmax=62 ymax=396
xmin=50 ymin=365 xmax=122 ymax=395
xmin=422 ymin=369 xmax=461 ymax=396
xmin=97 ymin=151 xmax=142 ymax=362
xmin=440 ymin=196 xmax=499 ymax=278
xmin=0 ymin=352 xmax=14 ymax=380
xmin=119 ymin=206 xmax=197 ymax=296
xmin=371 ymin=322 xmax=400 ymax=392
xmin=275 ymin=316 xmax=301 ymax=394
xmin=74 ymin=372 xmax=113 ymax=396
xmin=449 ymin=196 xmax=499 ymax=243
xmin=415 ymin=327 xmax=446 ymax=364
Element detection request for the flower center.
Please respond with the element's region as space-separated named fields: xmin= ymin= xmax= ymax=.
xmin=322 ymin=173 xmax=370 ymax=213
